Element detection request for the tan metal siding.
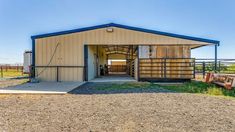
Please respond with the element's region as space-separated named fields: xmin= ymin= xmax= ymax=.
xmin=81 ymin=27 xmax=210 ymax=45
xmin=35 ymin=35 xmax=84 ymax=81
xmin=35 ymin=27 xmax=205 ymax=81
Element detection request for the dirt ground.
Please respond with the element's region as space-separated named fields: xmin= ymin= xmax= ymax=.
xmin=0 ymin=91 xmax=235 ymax=131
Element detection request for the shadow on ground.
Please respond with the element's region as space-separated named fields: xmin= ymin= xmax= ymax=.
xmin=69 ymin=82 xmax=174 ymax=95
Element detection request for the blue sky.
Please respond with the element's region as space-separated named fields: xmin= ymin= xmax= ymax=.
xmin=0 ymin=0 xmax=234 ymax=64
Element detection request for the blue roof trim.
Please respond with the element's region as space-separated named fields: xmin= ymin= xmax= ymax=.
xmin=31 ymin=23 xmax=220 ymax=45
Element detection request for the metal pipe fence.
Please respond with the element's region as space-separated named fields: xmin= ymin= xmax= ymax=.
xmin=0 ymin=65 xmax=24 ymax=78
xmin=138 ymin=58 xmax=195 ymax=79
xmin=195 ymin=59 xmax=235 ymax=78
xmin=33 ymin=66 xmax=85 ymax=82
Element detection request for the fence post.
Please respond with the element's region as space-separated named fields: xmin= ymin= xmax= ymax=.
xmin=164 ymin=58 xmax=166 ymax=79
xmin=214 ymin=44 xmax=218 ymax=73
xmin=218 ymin=61 xmax=221 ymax=73
xmin=150 ymin=58 xmax=152 ymax=77
xmin=202 ymin=61 xmax=206 ymax=79
xmin=193 ymin=59 xmax=196 ymax=79
xmin=137 ymin=46 xmax=140 ymax=81
xmin=22 ymin=67 xmax=24 ymax=75
xmin=1 ymin=66 xmax=3 ymax=78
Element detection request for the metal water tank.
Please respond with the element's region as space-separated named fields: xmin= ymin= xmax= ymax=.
xmin=23 ymin=51 xmax=32 ymax=74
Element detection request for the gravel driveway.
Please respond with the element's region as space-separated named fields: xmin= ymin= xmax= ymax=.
xmin=0 ymin=83 xmax=235 ymax=131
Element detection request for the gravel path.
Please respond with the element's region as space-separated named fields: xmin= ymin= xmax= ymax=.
xmin=0 ymin=84 xmax=235 ymax=131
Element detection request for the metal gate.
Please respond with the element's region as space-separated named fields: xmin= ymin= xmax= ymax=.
xmin=138 ymin=58 xmax=195 ymax=80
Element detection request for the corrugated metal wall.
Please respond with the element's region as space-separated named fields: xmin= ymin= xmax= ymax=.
xmin=35 ymin=27 xmax=209 ymax=81
xmin=35 ymin=34 xmax=84 ymax=81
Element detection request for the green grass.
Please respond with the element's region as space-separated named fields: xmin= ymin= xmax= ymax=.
xmin=160 ymin=81 xmax=235 ymax=97
xmin=96 ymin=81 xmax=235 ymax=98
xmin=207 ymin=88 xmax=223 ymax=96
xmin=96 ymin=82 xmax=157 ymax=91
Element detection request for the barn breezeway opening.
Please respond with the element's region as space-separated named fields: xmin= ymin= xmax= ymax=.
xmin=86 ymin=45 xmax=138 ymax=82
xmin=108 ymin=59 xmax=127 ymax=75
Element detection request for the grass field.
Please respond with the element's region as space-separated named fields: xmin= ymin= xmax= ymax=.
xmin=96 ymin=82 xmax=155 ymax=90
xmin=94 ymin=81 xmax=235 ymax=98
xmin=0 ymin=69 xmax=28 ymax=78
xmin=160 ymin=81 xmax=235 ymax=97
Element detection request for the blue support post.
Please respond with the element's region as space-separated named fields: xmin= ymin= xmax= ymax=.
xmin=215 ymin=44 xmax=218 ymax=73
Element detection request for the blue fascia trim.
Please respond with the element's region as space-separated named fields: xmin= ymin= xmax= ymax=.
xmin=31 ymin=23 xmax=220 ymax=45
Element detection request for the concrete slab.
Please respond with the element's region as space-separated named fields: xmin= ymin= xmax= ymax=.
xmin=89 ymin=75 xmax=136 ymax=83
xmin=0 ymin=82 xmax=85 ymax=94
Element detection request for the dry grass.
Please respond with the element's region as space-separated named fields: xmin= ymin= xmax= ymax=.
xmin=160 ymin=81 xmax=235 ymax=98
xmin=0 ymin=69 xmax=28 ymax=78
xmin=0 ymin=79 xmax=28 ymax=88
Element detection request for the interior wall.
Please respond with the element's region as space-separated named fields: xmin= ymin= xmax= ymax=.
xmin=111 ymin=61 xmax=126 ymax=65
xmin=139 ymin=46 xmax=150 ymax=58
xmin=139 ymin=45 xmax=191 ymax=58
xmin=97 ymin=46 xmax=107 ymax=76
xmin=108 ymin=54 xmax=127 ymax=60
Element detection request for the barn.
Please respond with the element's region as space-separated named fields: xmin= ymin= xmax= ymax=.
xmin=31 ymin=23 xmax=219 ymax=82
